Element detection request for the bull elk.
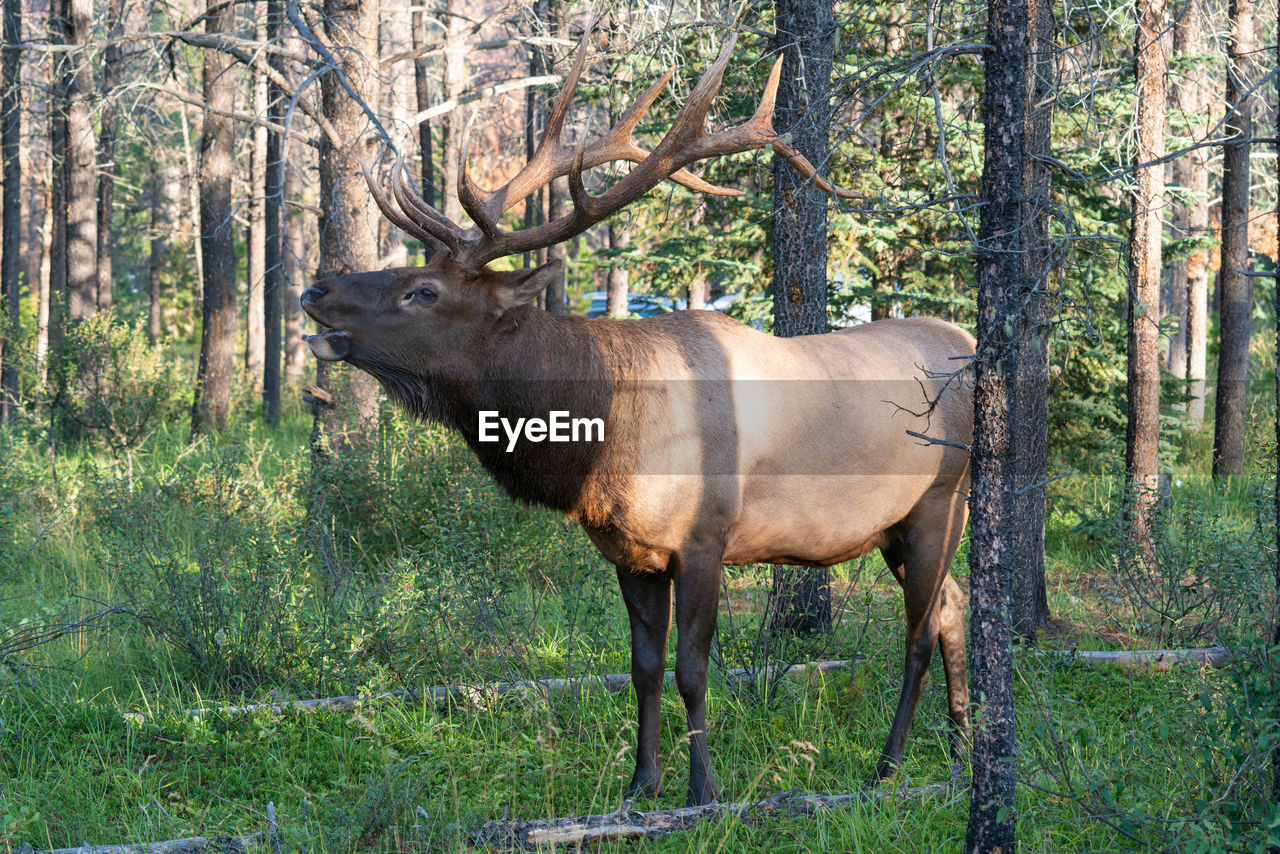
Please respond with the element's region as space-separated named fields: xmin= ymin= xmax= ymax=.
xmin=302 ymin=34 xmax=975 ymax=806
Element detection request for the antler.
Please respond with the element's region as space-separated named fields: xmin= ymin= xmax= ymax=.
xmin=366 ymin=31 xmax=853 ymax=271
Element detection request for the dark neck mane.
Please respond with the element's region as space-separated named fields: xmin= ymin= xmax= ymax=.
xmin=362 ymin=307 xmax=643 ymax=515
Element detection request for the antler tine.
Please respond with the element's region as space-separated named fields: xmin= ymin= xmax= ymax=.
xmin=389 ymin=159 xmax=467 ymax=248
xmin=362 ymin=159 xmax=450 ymax=254
xmin=589 ymin=67 xmax=743 ymax=198
xmin=468 ymin=29 xmax=595 ymax=226
xmin=457 ymin=111 xmax=501 ymax=239
xmin=771 ymin=139 xmax=862 ymax=199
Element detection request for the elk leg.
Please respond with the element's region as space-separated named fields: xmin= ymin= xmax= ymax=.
xmin=672 ymin=547 xmax=724 ymax=806
xmin=616 ymin=566 xmax=672 ymax=799
xmin=937 ymin=572 xmax=971 ymax=772
xmin=871 ymin=493 xmax=967 ymax=784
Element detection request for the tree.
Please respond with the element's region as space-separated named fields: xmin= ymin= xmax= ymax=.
xmin=58 ymin=0 xmax=97 ymax=324
xmin=94 ymin=0 xmax=125 ymax=311
xmin=262 ymin=0 xmax=285 ymax=424
xmin=411 ymin=3 xmax=435 ymax=259
xmin=282 ymin=160 xmax=308 ymax=379
xmin=245 ymin=9 xmax=269 ymax=390
xmin=190 ymin=0 xmax=238 ymax=434
xmin=1211 ymin=0 xmax=1254 ymax=476
xmin=966 ymin=0 xmax=1045 ymax=841
xmin=541 ymin=0 xmax=567 ymax=314
xmin=1009 ymin=0 xmax=1056 ymax=639
xmin=0 ymin=0 xmax=19 ymax=420
xmin=1125 ymin=0 xmax=1167 ymax=538
xmin=606 ymin=221 xmax=629 ymax=316
xmin=311 ymin=0 xmax=381 ymax=455
xmin=768 ymin=0 xmax=835 ymax=636
xmin=1172 ymin=0 xmax=1212 ymax=422
xmin=146 ymin=159 xmax=165 ymax=343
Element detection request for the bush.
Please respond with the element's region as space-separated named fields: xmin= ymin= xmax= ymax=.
xmin=89 ymin=441 xmax=339 ymax=693
xmin=50 ymin=312 xmax=187 ymax=454
xmin=1110 ymin=483 xmax=1271 ymax=647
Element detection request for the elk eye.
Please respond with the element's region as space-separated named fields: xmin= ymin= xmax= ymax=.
xmin=401 ymin=287 xmax=437 ymax=307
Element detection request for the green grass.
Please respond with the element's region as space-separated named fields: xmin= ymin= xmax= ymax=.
xmin=2 ymin=404 xmax=1277 ymax=852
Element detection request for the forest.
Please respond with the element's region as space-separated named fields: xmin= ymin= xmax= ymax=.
xmin=0 ymin=0 xmax=1278 ymax=849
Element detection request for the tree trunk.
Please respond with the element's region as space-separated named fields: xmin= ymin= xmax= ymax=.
xmin=244 ymin=13 xmax=268 ymax=390
xmin=1172 ymin=0 xmax=1210 ymax=417
xmin=191 ymin=0 xmax=238 ymax=434
xmin=147 ymin=160 xmax=164 ymax=343
xmin=966 ymin=0 xmax=1036 ymax=841
xmin=283 ymin=161 xmax=308 ymax=379
xmin=179 ymin=102 xmax=204 ymax=310
xmin=94 ymin=0 xmax=125 ymax=311
xmin=606 ymin=222 xmax=629 ymax=316
xmin=545 ymin=174 xmax=569 ymax=312
xmin=60 ymin=0 xmax=97 ymax=324
xmin=412 ymin=6 xmax=435 ymax=262
xmin=38 ymin=128 xmax=53 ymax=380
xmin=1125 ymin=0 xmax=1167 ymax=547
xmin=312 ymin=0 xmax=381 ymax=456
xmin=1011 ymin=0 xmax=1055 ymax=639
xmin=769 ymin=0 xmax=834 ymax=637
xmin=1273 ymin=18 xmax=1280 ymax=804
xmin=0 ymin=0 xmax=19 ymax=420
xmin=522 ymin=21 xmax=543 ymax=271
xmin=1211 ymin=0 xmax=1254 ymax=476
xmin=262 ymin=0 xmax=284 ymax=424
xmin=438 ymin=0 xmax=464 ymax=225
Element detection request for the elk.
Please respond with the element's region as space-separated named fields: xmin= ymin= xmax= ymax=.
xmin=302 ymin=34 xmax=975 ymax=806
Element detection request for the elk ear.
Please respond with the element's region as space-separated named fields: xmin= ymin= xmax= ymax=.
xmin=494 ymin=259 xmax=563 ymax=312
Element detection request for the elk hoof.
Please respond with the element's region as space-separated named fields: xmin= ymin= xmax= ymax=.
xmin=685 ymin=780 xmax=721 ymax=807
xmin=624 ymin=775 xmax=662 ymax=800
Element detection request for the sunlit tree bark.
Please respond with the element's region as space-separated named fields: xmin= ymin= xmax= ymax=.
xmin=1211 ymin=0 xmax=1254 ymax=476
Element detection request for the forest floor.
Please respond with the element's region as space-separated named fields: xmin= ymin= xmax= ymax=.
xmin=1 ymin=402 xmax=1276 ymax=852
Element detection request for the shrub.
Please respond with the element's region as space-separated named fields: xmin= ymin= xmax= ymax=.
xmin=1109 ymin=483 xmax=1271 ymax=647
xmin=50 ymin=311 xmax=187 ymax=455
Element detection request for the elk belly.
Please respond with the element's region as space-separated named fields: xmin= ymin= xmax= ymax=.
xmin=477 ymin=410 xmax=605 ymax=453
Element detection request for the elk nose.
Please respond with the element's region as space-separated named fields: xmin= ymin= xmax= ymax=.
xmin=301 ymin=284 xmax=328 ymax=305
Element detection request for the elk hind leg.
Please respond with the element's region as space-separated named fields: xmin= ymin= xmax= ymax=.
xmin=871 ymin=497 xmax=966 ymax=784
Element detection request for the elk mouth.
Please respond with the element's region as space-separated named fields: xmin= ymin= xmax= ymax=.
xmin=303 ymin=328 xmax=350 ymax=361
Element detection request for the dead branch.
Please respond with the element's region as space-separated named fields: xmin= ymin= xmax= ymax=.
xmin=904 ymin=429 xmax=971 ymax=451
xmin=407 ymin=74 xmax=561 ymax=127
xmin=129 ymin=82 xmax=320 ymax=148
xmin=467 ymin=783 xmax=957 ymax=849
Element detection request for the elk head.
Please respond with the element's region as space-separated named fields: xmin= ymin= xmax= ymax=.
xmin=301 ymin=32 xmax=851 ymax=386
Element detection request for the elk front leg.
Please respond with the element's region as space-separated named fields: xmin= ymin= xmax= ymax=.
xmin=616 ymin=566 xmax=672 ymax=799
xmin=673 ymin=547 xmax=724 ymax=806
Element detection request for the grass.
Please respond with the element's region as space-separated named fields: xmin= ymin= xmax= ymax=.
xmin=2 ymin=394 xmax=1278 ymax=851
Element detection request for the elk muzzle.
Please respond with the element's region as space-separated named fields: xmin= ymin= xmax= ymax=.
xmin=300 ymin=283 xmax=352 ymax=361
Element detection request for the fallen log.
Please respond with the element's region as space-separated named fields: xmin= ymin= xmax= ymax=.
xmin=468 ymin=783 xmax=957 ymax=850
xmin=1023 ymin=646 xmax=1232 ymax=671
xmin=123 ymin=660 xmax=855 ymax=723
xmin=21 ymin=833 xmax=261 ymax=854
xmin=122 ymin=647 xmax=1234 ymax=724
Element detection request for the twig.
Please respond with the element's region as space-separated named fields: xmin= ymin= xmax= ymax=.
xmin=904 ymin=429 xmax=970 ymax=451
